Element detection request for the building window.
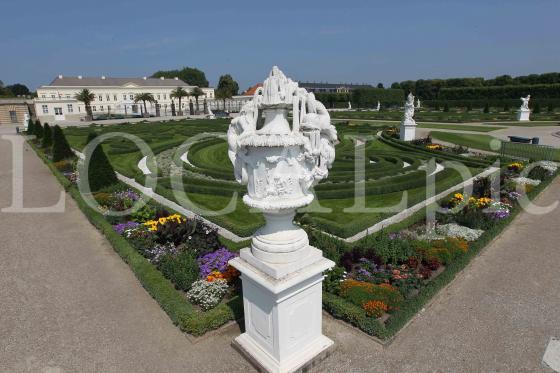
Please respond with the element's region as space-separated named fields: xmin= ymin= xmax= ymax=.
xmin=100 ymin=105 xmax=104 ymax=111
xmin=123 ymin=94 xmax=127 ymax=100
xmin=54 ymin=107 xmax=63 ymax=115
xmin=67 ymin=104 xmax=73 ymax=113
xmin=42 ymin=105 xmax=48 ymax=114
xmin=157 ymin=94 xmax=160 ymax=100
xmin=106 ymin=94 xmax=110 ymax=101
xmin=51 ymin=94 xmax=55 ymax=98
xmin=41 ymin=94 xmax=46 ymax=98
xmin=9 ymin=111 xmax=17 ymax=123
xmin=107 ymin=105 xmax=111 ymax=111
xmin=66 ymin=94 xmax=70 ymax=99
xmin=92 ymin=106 xmax=97 ymax=111
xmin=163 ymin=94 xmax=167 ymax=100
xmin=113 ymin=94 xmax=117 ymax=101
xmin=129 ymin=94 xmax=134 ymax=100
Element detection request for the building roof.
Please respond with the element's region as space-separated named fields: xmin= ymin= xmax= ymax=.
xmin=242 ymin=83 xmax=263 ymax=96
xmin=44 ymin=76 xmax=193 ymax=88
xmin=298 ymin=82 xmax=374 ymax=89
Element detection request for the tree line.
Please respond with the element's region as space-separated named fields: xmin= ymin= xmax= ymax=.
xmin=0 ymin=80 xmax=31 ymax=97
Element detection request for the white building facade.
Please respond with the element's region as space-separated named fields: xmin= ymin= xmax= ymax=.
xmin=34 ymin=75 xmax=215 ymax=122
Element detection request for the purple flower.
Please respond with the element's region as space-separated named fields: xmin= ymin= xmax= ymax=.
xmin=113 ymin=221 xmax=140 ymax=235
xmin=113 ymin=189 xmax=140 ymax=202
xmin=197 ymin=248 xmax=238 ymax=278
xmin=146 ymin=243 xmax=178 ymax=263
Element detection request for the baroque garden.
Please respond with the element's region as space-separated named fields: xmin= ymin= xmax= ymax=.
xmin=17 ymin=65 xmax=560 ymax=372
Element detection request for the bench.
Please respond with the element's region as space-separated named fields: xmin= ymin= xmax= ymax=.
xmin=508 ymin=136 xmax=539 ymax=144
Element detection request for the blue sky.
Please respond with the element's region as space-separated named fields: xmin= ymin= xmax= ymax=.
xmin=1 ymin=0 xmax=559 ymax=91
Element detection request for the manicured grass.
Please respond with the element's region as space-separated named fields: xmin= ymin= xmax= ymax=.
xmin=484 ymin=121 xmax=560 ymax=127
xmin=430 ymin=131 xmax=499 ymax=152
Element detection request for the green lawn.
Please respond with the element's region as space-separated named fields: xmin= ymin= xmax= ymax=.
xmin=418 ymin=123 xmax=506 ymax=132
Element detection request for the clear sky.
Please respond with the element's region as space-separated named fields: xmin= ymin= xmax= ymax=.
xmin=1 ymin=0 xmax=559 ymax=91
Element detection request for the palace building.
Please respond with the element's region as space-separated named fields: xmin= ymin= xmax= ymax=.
xmin=34 ymin=75 xmax=215 ymax=122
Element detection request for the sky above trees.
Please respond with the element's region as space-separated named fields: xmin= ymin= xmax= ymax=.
xmin=1 ymin=0 xmax=559 ymax=91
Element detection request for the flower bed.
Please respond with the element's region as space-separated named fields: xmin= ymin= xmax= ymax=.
xmin=29 ymin=140 xmax=244 ymax=337
xmin=320 ymin=159 xmax=558 ymax=341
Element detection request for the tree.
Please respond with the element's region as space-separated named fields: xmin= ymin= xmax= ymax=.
xmin=6 ymin=83 xmax=30 ymax=96
xmin=170 ymin=87 xmax=188 ymax=116
xmin=190 ymin=87 xmax=205 ymax=113
xmin=151 ymin=67 xmax=209 ymax=87
xmin=548 ymin=103 xmax=554 ymax=113
xmin=533 ymin=102 xmax=541 ymax=114
xmin=503 ymin=104 xmax=510 ymax=112
xmin=26 ymin=119 xmax=34 ymax=134
xmin=42 ymin=123 xmax=53 ymax=148
xmin=483 ymin=103 xmax=490 ymax=113
xmin=443 ymin=102 xmax=450 ymax=112
xmin=52 ymin=125 xmax=75 ymax=162
xmin=377 ymin=83 xmax=384 ymax=89
xmin=215 ymin=74 xmax=239 ymax=110
xmin=34 ymin=121 xmax=44 ymax=139
xmin=134 ymin=93 xmax=156 ymax=117
xmin=390 ymin=82 xmax=401 ymax=89
xmin=81 ymin=132 xmax=118 ymax=192
xmin=75 ymin=89 xmax=96 ymax=120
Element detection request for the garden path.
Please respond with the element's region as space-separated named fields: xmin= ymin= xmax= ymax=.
xmin=2 ymin=125 xmax=559 ymax=372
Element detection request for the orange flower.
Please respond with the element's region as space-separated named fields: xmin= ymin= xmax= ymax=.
xmin=362 ymin=300 xmax=389 ymax=318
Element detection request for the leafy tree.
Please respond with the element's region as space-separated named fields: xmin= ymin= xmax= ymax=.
xmin=75 ymin=89 xmax=96 ymax=120
xmin=443 ymin=102 xmax=450 ymax=112
xmin=52 ymin=125 xmax=75 ymax=162
xmin=390 ymin=82 xmax=401 ymax=89
xmin=483 ymin=103 xmax=490 ymax=113
xmin=42 ymin=123 xmax=53 ymax=148
xmin=190 ymin=87 xmax=205 ymax=113
xmin=170 ymin=87 xmax=188 ymax=116
xmin=34 ymin=121 xmax=44 ymax=139
xmin=377 ymin=83 xmax=384 ymax=89
xmin=215 ymin=74 xmax=239 ymax=110
xmin=82 ymin=132 xmax=118 ymax=192
xmin=533 ymin=102 xmax=541 ymax=114
xmin=134 ymin=93 xmax=156 ymax=117
xmin=548 ymin=104 xmax=554 ymax=113
xmin=466 ymin=103 xmax=472 ymax=112
xmin=503 ymin=104 xmax=510 ymax=112
xmin=151 ymin=67 xmax=209 ymax=87
xmin=6 ymin=83 xmax=30 ymax=96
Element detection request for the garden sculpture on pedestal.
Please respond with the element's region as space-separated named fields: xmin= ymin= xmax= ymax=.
xmin=228 ymin=66 xmax=337 ymax=372
xmin=400 ymin=92 xmax=417 ymax=141
xmin=518 ymin=94 xmax=531 ymax=121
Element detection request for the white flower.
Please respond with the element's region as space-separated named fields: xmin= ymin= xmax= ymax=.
xmin=512 ymin=177 xmax=541 ymax=186
xmin=436 ymin=223 xmax=484 ymax=241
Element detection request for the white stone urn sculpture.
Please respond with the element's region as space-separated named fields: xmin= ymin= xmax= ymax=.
xmin=517 ymin=94 xmax=531 ymax=121
xmin=228 ymin=66 xmax=336 ymax=372
xmin=400 ymin=92 xmax=417 ymax=141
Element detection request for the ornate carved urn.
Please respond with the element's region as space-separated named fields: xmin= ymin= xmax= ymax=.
xmin=228 ymin=67 xmax=337 ymax=372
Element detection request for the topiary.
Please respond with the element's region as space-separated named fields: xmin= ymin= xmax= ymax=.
xmin=158 ymin=251 xmax=199 ymax=291
xmin=34 ymin=121 xmax=43 ymax=139
xmin=81 ymin=132 xmax=118 ymax=192
xmin=533 ymin=102 xmax=541 ymax=114
xmin=26 ymin=119 xmax=34 ymax=134
xmin=41 ymin=123 xmax=53 ymax=148
xmin=52 ymin=125 xmax=75 ymax=162
xmin=443 ymin=103 xmax=450 ymax=112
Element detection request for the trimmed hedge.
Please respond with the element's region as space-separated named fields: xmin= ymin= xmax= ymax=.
xmin=439 ymin=83 xmax=560 ymax=101
xmin=28 ymin=141 xmax=243 ymax=337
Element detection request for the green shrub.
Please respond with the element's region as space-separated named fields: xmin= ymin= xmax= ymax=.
xmin=34 ymin=121 xmax=43 ymax=139
xmin=533 ymin=102 xmax=541 ymax=114
xmin=443 ymin=103 xmax=449 ymax=112
xmin=52 ymin=125 xmax=75 ymax=162
xmin=483 ymin=103 xmax=490 ymax=113
xmin=341 ymin=282 xmax=404 ymax=310
xmin=27 ymin=119 xmax=34 ymax=134
xmin=41 ymin=123 xmax=53 ymax=148
xmin=527 ymin=165 xmax=549 ymax=181
xmin=158 ymin=251 xmax=199 ymax=291
xmin=323 ymin=266 xmax=347 ymax=294
xmin=81 ymin=132 xmax=118 ymax=192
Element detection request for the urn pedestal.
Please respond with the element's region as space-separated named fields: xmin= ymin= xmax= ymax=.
xmin=400 ymin=119 xmax=417 ymax=141
xmin=517 ymin=108 xmax=530 ymax=121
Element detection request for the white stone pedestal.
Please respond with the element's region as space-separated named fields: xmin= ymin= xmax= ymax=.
xmin=230 ymin=248 xmax=334 ymax=373
xmin=517 ymin=109 xmax=530 ymax=121
xmin=400 ymin=120 xmax=417 ymax=141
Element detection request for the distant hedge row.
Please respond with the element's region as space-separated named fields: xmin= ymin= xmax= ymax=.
xmin=439 ymin=84 xmax=560 ymax=101
xmin=423 ymin=98 xmax=560 ymax=109
xmin=315 ymin=88 xmax=404 ymax=108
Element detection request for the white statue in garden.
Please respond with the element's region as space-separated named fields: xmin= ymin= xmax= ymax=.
xmin=520 ymin=95 xmax=531 ymax=110
xmin=348 ymin=101 xmax=352 ymax=110
xmin=400 ymin=92 xmax=417 ymax=141
xmin=416 ymin=98 xmax=421 ymax=109
xmin=376 ymin=101 xmax=380 ymax=111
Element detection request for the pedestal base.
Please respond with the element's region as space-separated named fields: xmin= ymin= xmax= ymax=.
xmin=229 ymin=253 xmax=334 ymax=373
xmin=517 ymin=109 xmax=530 ymax=121
xmin=400 ymin=120 xmax=417 ymax=141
